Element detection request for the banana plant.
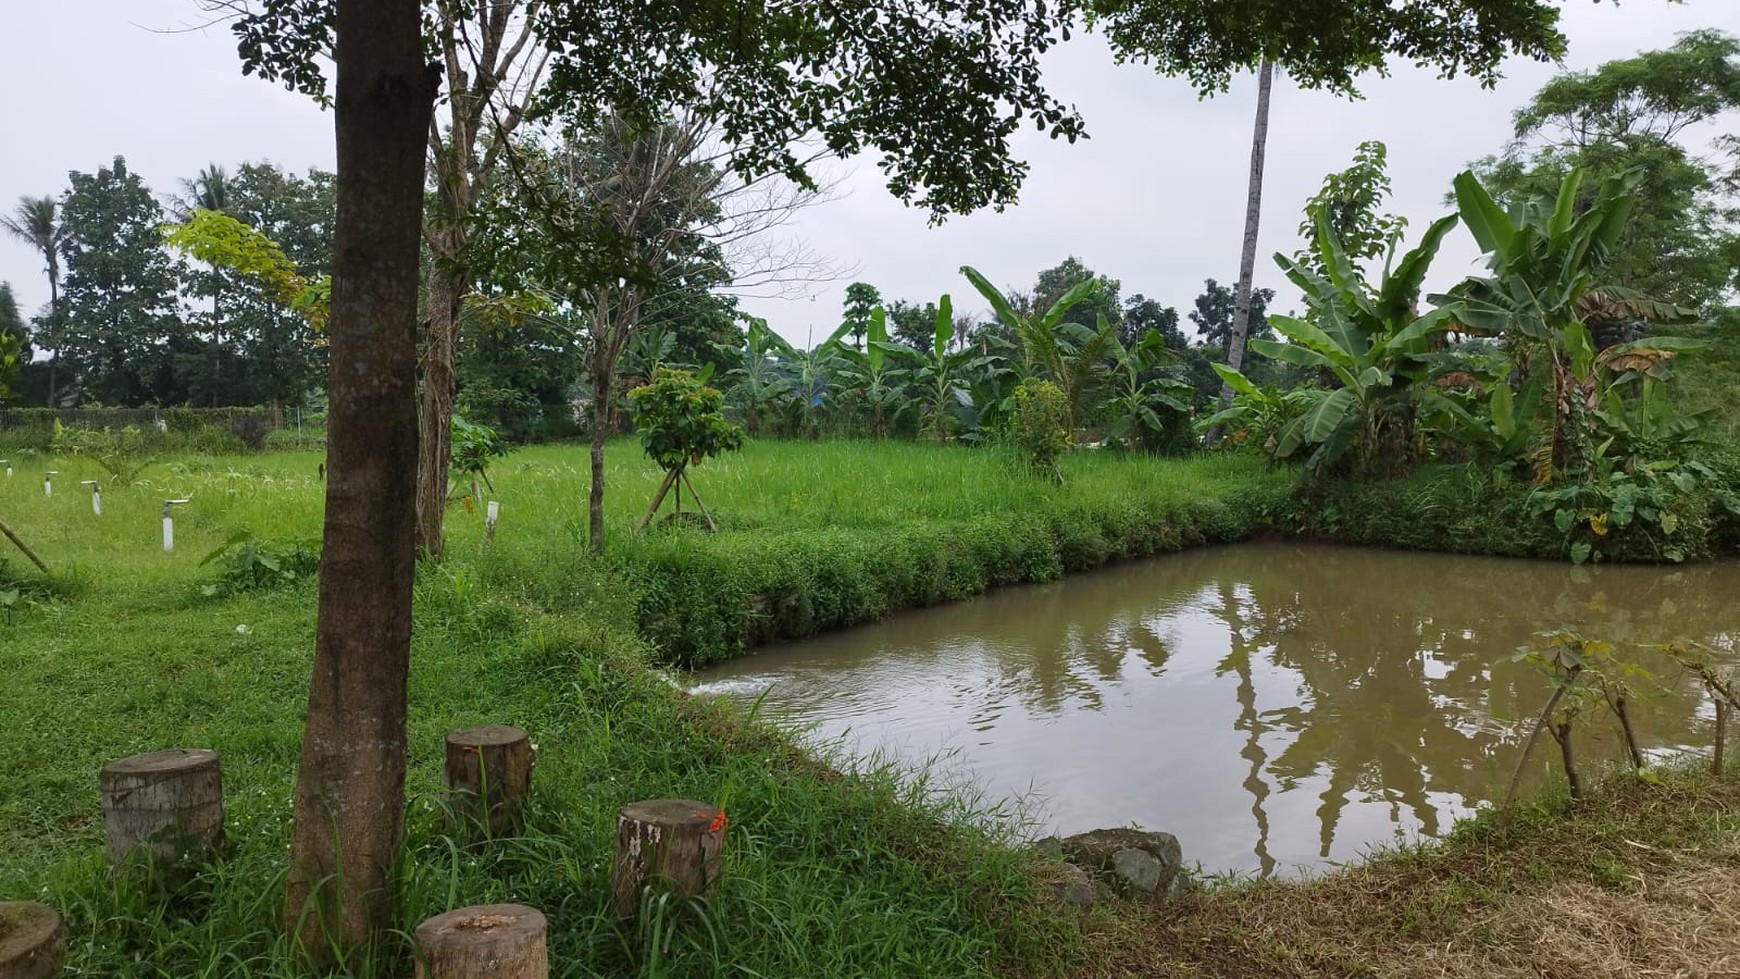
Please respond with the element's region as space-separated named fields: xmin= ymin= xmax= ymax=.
xmin=886 ymin=295 xmax=977 ymax=444
xmin=716 ymin=316 xmax=793 ymax=436
xmin=960 ymin=266 xmax=1115 ymax=433
xmin=833 ymin=306 xmax=905 ymax=438
xmin=1101 ymin=327 xmax=1192 ymax=452
xmin=1436 ymin=167 xmax=1700 ymax=480
xmin=1227 ymin=205 xmax=1461 ymax=476
xmin=780 ymin=321 xmax=853 ymax=439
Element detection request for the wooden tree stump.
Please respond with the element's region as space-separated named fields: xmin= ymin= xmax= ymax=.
xmin=0 ymin=901 xmax=64 ymax=979
xmin=443 ymin=726 xmax=533 ymax=835
xmin=611 ymin=799 xmax=726 ymax=918
xmin=98 ymin=748 xmax=224 ymax=872
xmin=413 ymin=903 xmax=546 ymax=979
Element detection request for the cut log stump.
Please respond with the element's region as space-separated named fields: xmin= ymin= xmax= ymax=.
xmin=443 ymin=726 xmax=533 ymax=835
xmin=414 ymin=903 xmax=546 ymax=979
xmin=0 ymin=901 xmax=64 ymax=979
xmin=611 ymin=799 xmax=726 ymax=918
xmin=99 ymin=748 xmax=223 ymax=873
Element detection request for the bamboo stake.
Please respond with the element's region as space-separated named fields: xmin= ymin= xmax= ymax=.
xmin=635 ymin=466 xmax=682 ymax=531
xmin=679 ymin=468 xmax=717 ymax=532
xmin=0 ymin=517 xmax=50 ymax=575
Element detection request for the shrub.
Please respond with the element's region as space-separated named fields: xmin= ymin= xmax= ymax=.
xmin=1012 ymin=378 xmax=1070 ymax=481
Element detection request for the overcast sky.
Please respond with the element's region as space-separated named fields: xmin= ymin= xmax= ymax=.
xmin=2 ymin=1 xmax=1736 ymax=346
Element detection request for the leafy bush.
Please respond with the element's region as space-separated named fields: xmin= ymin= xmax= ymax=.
xmin=627 ymin=367 xmax=744 ymax=472
xmin=1011 ymin=378 xmax=1070 ymax=481
xmin=199 ymin=532 xmax=322 ymax=597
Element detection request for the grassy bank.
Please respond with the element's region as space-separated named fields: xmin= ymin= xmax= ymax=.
xmin=0 ymin=446 xmax=1084 ymax=977
xmin=2 ymin=439 xmax=1736 ymax=977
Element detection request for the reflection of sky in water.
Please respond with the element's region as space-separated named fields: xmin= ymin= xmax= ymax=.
xmin=691 ymin=543 xmax=1740 ymax=876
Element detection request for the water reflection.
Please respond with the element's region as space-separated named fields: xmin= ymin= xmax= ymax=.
xmin=692 ymin=543 xmax=1740 ymax=875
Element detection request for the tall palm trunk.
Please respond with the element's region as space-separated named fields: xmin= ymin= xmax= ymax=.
xmin=282 ymin=0 xmax=438 ymax=962
xmin=45 ymin=275 xmax=58 ymax=407
xmin=1213 ymin=59 xmax=1275 ymax=437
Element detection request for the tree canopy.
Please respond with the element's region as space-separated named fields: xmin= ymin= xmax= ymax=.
xmin=1091 ymin=0 xmax=1575 ymax=95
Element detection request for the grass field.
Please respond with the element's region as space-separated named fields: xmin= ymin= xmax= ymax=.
xmin=2 ymin=438 xmax=1737 ymax=978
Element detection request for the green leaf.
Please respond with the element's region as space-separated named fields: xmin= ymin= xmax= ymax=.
xmin=1302 ymin=386 xmax=1358 ymax=443
xmin=1491 ymin=383 xmax=1516 ymax=439
xmin=1660 ymin=511 xmax=1679 ymax=535
xmin=1570 ymin=542 xmax=1592 ymax=565
xmin=1248 ymin=337 xmax=1334 ymax=370
xmin=1453 ymin=170 xmax=1516 ymax=257
xmin=1210 ymin=363 xmax=1261 ymax=399
xmin=933 ymin=293 xmax=953 ymax=360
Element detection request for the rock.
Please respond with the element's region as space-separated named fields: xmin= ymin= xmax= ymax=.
xmin=1110 ymin=848 xmax=1164 ymax=893
xmin=1059 ymin=827 xmax=1185 ymax=898
xmin=1047 ymin=863 xmax=1097 ymax=913
xmin=1030 ymin=835 xmax=1064 ymax=860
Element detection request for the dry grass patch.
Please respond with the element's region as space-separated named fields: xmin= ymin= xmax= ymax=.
xmin=1069 ymin=773 xmax=1740 ymax=979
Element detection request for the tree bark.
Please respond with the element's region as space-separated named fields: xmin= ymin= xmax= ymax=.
xmin=0 ymin=901 xmax=63 ymax=979
xmin=416 ymin=253 xmax=464 ymax=560
xmin=282 ymin=0 xmax=438 ymax=964
xmin=442 ymin=725 xmax=533 ymax=836
xmin=1211 ymin=59 xmax=1275 ymax=439
xmin=589 ymin=368 xmax=610 ymax=552
xmin=99 ymin=748 xmax=224 ymax=872
xmin=611 ymin=799 xmax=726 ymax=918
xmin=414 ymin=904 xmax=547 ymax=979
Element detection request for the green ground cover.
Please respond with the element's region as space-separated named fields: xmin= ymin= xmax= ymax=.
xmin=2 ymin=438 xmax=1736 ymax=977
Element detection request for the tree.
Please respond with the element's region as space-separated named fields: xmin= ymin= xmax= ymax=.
xmin=1465 ymin=30 xmax=1740 ymax=315
xmin=175 ymin=164 xmax=237 ymax=405
xmin=1091 ymin=0 xmax=1573 ymax=97
xmin=1189 ymin=278 xmax=1273 ymax=354
xmin=266 ymin=0 xmax=440 ymax=962
xmin=56 ymin=156 xmax=186 ymax=406
xmin=882 ymin=299 xmax=943 ymax=352
xmin=0 ymin=196 xmax=65 ymax=403
xmin=0 ymin=283 xmax=26 ymax=400
xmin=841 ymin=282 xmax=882 ymax=349
xmin=1219 ymin=58 xmax=1276 ymax=429
xmin=1122 ymin=294 xmax=1185 ymax=350
xmin=1296 ymin=140 xmax=1408 ymax=281
xmin=1032 ymin=257 xmax=1122 ymax=333
xmin=223 ymin=162 xmax=337 ymax=412
xmin=415 ymin=0 xmax=547 ymax=561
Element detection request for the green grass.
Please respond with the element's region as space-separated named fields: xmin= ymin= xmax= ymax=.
xmin=1 ymin=438 xmax=1733 ymax=977
xmin=3 ymin=440 xmax=1277 ymax=978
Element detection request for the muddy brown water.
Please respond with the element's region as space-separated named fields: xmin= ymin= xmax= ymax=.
xmin=691 ymin=542 xmax=1740 ymax=877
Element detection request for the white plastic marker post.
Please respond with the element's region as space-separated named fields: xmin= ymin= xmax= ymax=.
xmin=82 ymin=480 xmax=101 ymax=515
xmin=162 ymin=499 xmax=190 ymax=551
xmin=44 ymin=471 xmax=58 ymax=497
xmin=484 ymin=500 xmax=500 ymax=548
xmin=1 ymin=459 xmax=11 ymax=478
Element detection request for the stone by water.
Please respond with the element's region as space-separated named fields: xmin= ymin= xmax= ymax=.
xmin=691 ymin=542 xmax=1740 ymax=877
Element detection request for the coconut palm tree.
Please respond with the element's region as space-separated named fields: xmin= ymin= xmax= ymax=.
xmin=1 ymin=195 xmax=67 ymax=402
xmin=178 ymin=164 xmax=232 ymax=405
xmin=1212 ymin=60 xmax=1276 ymax=440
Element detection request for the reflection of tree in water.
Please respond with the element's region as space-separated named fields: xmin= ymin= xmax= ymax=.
xmin=1220 ymin=547 xmax=1740 ymax=863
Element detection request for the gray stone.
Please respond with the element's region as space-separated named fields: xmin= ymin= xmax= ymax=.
xmin=1030 ymin=835 xmax=1064 ymax=860
xmin=1059 ymin=827 xmax=1186 ymax=899
xmin=1047 ymin=863 xmax=1097 ymax=913
xmin=1110 ymin=847 xmax=1164 ymax=893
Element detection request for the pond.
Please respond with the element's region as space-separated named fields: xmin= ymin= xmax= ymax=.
xmin=691 ymin=542 xmax=1740 ymax=877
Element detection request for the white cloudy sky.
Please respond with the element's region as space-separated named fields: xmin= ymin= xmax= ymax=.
xmin=1 ymin=1 xmax=1736 ymax=346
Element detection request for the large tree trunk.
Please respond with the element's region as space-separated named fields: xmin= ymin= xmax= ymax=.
xmin=416 ymin=249 xmax=465 ymax=560
xmin=589 ymin=368 xmax=610 ymax=552
xmin=282 ymin=0 xmax=438 ymax=965
xmin=1213 ymin=59 xmax=1275 ymax=437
